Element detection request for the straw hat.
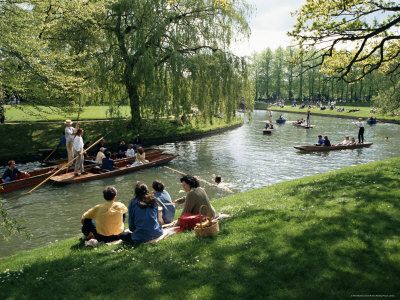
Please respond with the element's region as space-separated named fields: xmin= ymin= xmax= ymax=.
xmin=100 ymin=147 xmax=106 ymax=152
xmin=64 ymin=119 xmax=73 ymax=125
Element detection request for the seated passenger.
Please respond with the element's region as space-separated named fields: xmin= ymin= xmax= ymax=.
xmin=323 ymin=136 xmax=331 ymax=146
xmin=130 ymin=147 xmax=149 ymax=167
xmin=101 ymin=151 xmax=115 ymax=171
xmin=338 ymin=136 xmax=351 ymax=146
xmin=173 ymin=175 xmax=216 ymax=225
xmin=2 ymin=160 xmax=28 ymax=183
xmin=152 ymin=180 xmax=175 ymax=225
xmin=95 ymin=147 xmax=106 ymax=164
xmin=117 ymin=140 xmax=128 ymax=158
xmin=126 ymin=144 xmax=135 ymax=158
xmin=124 ymin=182 xmax=163 ymax=244
xmin=81 ymin=186 xmax=127 ymax=242
xmin=349 ymin=137 xmax=357 ymax=145
xmin=316 ymin=135 xmax=324 ymax=146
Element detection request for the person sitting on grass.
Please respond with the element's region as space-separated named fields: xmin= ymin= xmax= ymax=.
xmin=173 ymin=175 xmax=216 ymax=225
xmin=81 ymin=186 xmax=128 ymax=243
xmin=2 ymin=160 xmax=29 ymax=183
xmin=122 ymin=182 xmax=163 ymax=244
xmin=152 ymin=180 xmax=175 ymax=225
xmin=101 ymin=151 xmax=115 ymax=171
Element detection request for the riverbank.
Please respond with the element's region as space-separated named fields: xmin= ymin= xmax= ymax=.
xmin=0 ymin=117 xmax=242 ymax=164
xmin=254 ymin=102 xmax=400 ymax=123
xmin=1 ymin=157 xmax=399 ymax=298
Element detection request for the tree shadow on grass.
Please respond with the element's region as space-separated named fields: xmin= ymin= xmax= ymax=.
xmin=1 ymin=202 xmax=399 ymax=300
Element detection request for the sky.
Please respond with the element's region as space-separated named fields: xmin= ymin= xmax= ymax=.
xmin=231 ymin=0 xmax=306 ymax=56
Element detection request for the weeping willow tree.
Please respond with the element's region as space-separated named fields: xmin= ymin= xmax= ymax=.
xmin=97 ymin=0 xmax=253 ymax=127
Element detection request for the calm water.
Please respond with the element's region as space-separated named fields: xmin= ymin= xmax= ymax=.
xmin=1 ymin=111 xmax=399 ymax=257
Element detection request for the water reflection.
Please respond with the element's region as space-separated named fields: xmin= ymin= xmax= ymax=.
xmin=1 ymin=110 xmax=399 ymax=257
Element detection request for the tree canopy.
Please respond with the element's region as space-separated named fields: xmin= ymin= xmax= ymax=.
xmin=0 ymin=0 xmax=254 ymax=127
xmin=289 ymin=0 xmax=400 ymax=83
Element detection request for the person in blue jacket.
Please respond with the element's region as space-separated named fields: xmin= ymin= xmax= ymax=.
xmin=125 ymin=182 xmax=163 ymax=244
xmin=152 ymin=180 xmax=175 ymax=224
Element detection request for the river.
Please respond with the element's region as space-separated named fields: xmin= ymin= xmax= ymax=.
xmin=1 ymin=111 xmax=399 ymax=257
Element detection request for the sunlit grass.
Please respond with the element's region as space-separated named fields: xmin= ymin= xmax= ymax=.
xmin=0 ymin=157 xmax=399 ymax=299
xmin=254 ymin=103 xmax=400 ymax=122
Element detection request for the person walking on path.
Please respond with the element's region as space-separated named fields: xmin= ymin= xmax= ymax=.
xmin=73 ymin=128 xmax=85 ymax=176
xmin=354 ymin=118 xmax=365 ymax=144
xmin=65 ymin=120 xmax=79 ymax=162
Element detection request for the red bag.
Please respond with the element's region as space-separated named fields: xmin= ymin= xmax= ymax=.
xmin=178 ymin=213 xmax=204 ymax=231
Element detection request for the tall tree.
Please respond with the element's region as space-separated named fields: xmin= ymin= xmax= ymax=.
xmin=289 ymin=0 xmax=400 ymax=82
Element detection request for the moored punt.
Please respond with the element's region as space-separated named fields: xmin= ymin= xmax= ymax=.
xmin=0 ymin=166 xmax=57 ymax=193
xmin=49 ymin=153 xmax=177 ymax=185
xmin=294 ymin=142 xmax=373 ymax=152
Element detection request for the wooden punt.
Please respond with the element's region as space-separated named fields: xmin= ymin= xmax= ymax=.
xmin=294 ymin=142 xmax=373 ymax=152
xmin=292 ymin=122 xmax=314 ymax=129
xmin=42 ymin=148 xmax=162 ymax=166
xmin=49 ymin=152 xmax=177 ymax=185
xmin=0 ymin=166 xmax=57 ymax=193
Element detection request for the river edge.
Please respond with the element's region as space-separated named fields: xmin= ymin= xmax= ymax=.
xmin=0 ymin=119 xmax=243 ymax=164
xmin=0 ymin=157 xmax=399 ymax=298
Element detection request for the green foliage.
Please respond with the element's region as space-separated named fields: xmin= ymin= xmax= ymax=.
xmin=0 ymin=157 xmax=399 ymax=298
xmin=0 ymin=0 xmax=254 ymax=128
xmin=287 ymin=0 xmax=400 ymax=111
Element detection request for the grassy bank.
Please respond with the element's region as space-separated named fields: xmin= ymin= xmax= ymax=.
xmin=254 ymin=102 xmax=400 ymax=123
xmin=2 ymin=105 xmax=131 ymax=122
xmin=1 ymin=157 xmax=399 ymax=299
xmin=0 ymin=117 xmax=242 ymax=164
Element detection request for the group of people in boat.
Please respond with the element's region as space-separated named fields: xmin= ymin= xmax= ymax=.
xmin=316 ymin=135 xmax=358 ymax=147
xmin=81 ymin=175 xmax=216 ymax=244
xmin=64 ymin=119 xmax=148 ymax=176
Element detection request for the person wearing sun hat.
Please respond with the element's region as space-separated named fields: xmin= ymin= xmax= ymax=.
xmin=64 ymin=119 xmax=79 ymax=162
xmin=353 ymin=118 xmax=365 ymax=144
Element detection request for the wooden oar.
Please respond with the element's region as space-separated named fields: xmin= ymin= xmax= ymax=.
xmin=164 ymin=166 xmax=233 ymax=193
xmin=26 ymin=135 xmax=106 ymax=194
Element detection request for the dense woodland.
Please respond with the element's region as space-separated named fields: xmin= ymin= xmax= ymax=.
xmin=252 ymin=47 xmax=391 ymax=105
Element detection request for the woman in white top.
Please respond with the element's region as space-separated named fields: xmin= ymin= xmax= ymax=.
xmin=73 ymin=128 xmax=85 ymax=176
xmin=126 ymin=144 xmax=135 ymax=158
xmin=353 ymin=118 xmax=365 ymax=144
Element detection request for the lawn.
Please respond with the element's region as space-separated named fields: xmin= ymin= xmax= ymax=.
xmin=2 ymin=105 xmax=131 ymax=122
xmin=0 ymin=157 xmax=399 ymax=299
xmin=254 ymin=102 xmax=400 ymax=123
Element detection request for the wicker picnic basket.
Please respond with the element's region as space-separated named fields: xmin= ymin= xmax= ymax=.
xmin=194 ymin=205 xmax=219 ymax=237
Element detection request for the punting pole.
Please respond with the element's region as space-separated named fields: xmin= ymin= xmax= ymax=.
xmin=164 ymin=166 xmax=233 ymax=193
xmin=26 ymin=135 xmax=106 ymax=194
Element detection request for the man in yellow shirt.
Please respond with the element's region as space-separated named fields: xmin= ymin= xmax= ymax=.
xmin=81 ymin=186 xmax=128 ymax=242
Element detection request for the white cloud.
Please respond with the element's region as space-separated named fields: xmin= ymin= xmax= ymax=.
xmin=231 ymin=0 xmax=306 ymax=56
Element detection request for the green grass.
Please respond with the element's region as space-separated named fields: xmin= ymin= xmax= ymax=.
xmin=1 ymin=157 xmax=399 ymax=299
xmin=2 ymin=105 xmax=131 ymax=122
xmin=0 ymin=117 xmax=242 ymax=163
xmin=254 ymin=103 xmax=400 ymax=123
